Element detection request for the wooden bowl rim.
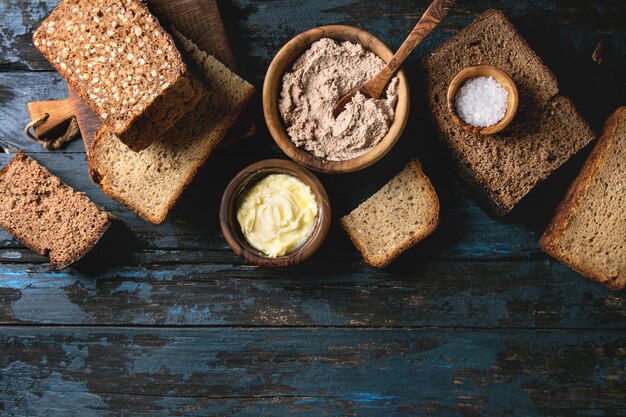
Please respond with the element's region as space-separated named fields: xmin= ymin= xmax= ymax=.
xmin=263 ymin=24 xmax=410 ymax=174
xmin=446 ymin=64 xmax=519 ymax=135
xmin=219 ymin=159 xmax=331 ymax=267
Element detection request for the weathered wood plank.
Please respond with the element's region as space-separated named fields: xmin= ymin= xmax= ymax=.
xmin=0 ymin=327 xmax=624 ymax=416
xmin=1 ymin=260 xmax=623 ymax=328
xmin=0 ymin=0 xmax=56 ymax=71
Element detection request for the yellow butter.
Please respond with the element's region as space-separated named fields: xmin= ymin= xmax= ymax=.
xmin=236 ymin=174 xmax=318 ymax=257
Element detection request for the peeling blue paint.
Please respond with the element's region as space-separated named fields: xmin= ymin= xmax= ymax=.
xmin=11 ymin=288 xmax=94 ymax=324
xmin=164 ymin=304 xmax=226 ymax=325
xmin=0 ymin=361 xmax=107 ymax=417
xmin=111 ymin=281 xmax=154 ymax=303
xmin=349 ymin=392 xmax=396 ymax=403
xmin=1 ymin=250 xmax=22 ymax=259
xmin=301 ymin=299 xmax=350 ymax=325
xmin=62 ymin=343 xmax=89 ymax=371
xmin=129 ymin=339 xmax=217 ymax=380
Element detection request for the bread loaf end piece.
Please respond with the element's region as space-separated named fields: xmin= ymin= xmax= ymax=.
xmin=540 ymin=107 xmax=626 ymax=290
xmin=340 ymin=159 xmax=440 ymax=268
xmin=33 ymin=0 xmax=206 ymax=151
xmin=0 ymin=152 xmax=110 ymax=269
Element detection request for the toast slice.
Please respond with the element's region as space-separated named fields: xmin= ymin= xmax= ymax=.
xmin=33 ymin=0 xmax=206 ymax=151
xmin=0 ymin=151 xmax=110 ymax=269
xmin=89 ymin=33 xmax=255 ymax=224
xmin=540 ymin=107 xmax=626 ymax=290
xmin=424 ymin=9 xmax=595 ymax=217
xmin=340 ymin=159 xmax=439 ymax=268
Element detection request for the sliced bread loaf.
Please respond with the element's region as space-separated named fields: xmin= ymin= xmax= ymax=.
xmin=340 ymin=159 xmax=439 ymax=268
xmin=424 ymin=9 xmax=595 ymax=217
xmin=540 ymin=107 xmax=626 ymax=290
xmin=89 ymin=33 xmax=255 ymax=224
xmin=33 ymin=0 xmax=206 ymax=151
xmin=0 ymin=151 xmax=110 ymax=269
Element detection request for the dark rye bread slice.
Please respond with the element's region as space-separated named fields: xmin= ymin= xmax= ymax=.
xmin=89 ymin=33 xmax=255 ymax=224
xmin=424 ymin=9 xmax=595 ymax=217
xmin=340 ymin=159 xmax=439 ymax=268
xmin=540 ymin=107 xmax=626 ymax=290
xmin=0 ymin=152 xmax=110 ymax=269
xmin=33 ymin=0 xmax=206 ymax=151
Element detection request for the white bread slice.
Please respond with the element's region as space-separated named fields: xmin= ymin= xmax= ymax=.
xmin=88 ymin=32 xmax=255 ymax=224
xmin=540 ymin=107 xmax=626 ymax=290
xmin=340 ymin=159 xmax=440 ymax=268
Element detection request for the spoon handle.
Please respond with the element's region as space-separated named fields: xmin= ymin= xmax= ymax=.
xmin=363 ymin=0 xmax=457 ymax=98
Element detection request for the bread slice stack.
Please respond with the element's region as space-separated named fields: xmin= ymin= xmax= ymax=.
xmin=32 ymin=0 xmax=254 ymax=224
xmin=424 ymin=9 xmax=595 ymax=217
xmin=33 ymin=0 xmax=206 ymax=151
xmin=89 ymin=33 xmax=255 ymax=224
xmin=340 ymin=159 xmax=439 ymax=268
xmin=540 ymin=107 xmax=626 ymax=290
xmin=0 ymin=152 xmax=110 ymax=269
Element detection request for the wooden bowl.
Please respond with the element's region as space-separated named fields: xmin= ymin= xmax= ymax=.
xmin=447 ymin=65 xmax=519 ymax=135
xmin=219 ymin=159 xmax=331 ymax=267
xmin=263 ymin=25 xmax=410 ymax=174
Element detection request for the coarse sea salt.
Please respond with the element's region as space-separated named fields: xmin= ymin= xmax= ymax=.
xmin=454 ymin=76 xmax=508 ymax=127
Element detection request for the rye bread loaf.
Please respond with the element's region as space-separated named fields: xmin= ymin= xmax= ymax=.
xmin=32 ymin=0 xmax=206 ymax=151
xmin=424 ymin=9 xmax=595 ymax=217
xmin=340 ymin=159 xmax=439 ymax=268
xmin=0 ymin=151 xmax=110 ymax=269
xmin=89 ymin=33 xmax=255 ymax=224
xmin=540 ymin=107 xmax=626 ymax=290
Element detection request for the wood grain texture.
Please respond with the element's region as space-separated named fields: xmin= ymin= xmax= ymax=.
xmin=0 ymin=328 xmax=624 ymax=416
xmin=149 ymin=0 xmax=238 ymax=71
xmin=0 ymin=260 xmax=624 ymax=328
xmin=25 ymin=97 xmax=74 ymax=140
xmin=1 ymin=1 xmax=626 ymax=415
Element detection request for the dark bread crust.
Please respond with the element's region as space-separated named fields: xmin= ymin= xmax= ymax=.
xmin=0 ymin=151 xmax=111 ymax=270
xmin=424 ymin=9 xmax=595 ymax=217
xmin=539 ymin=107 xmax=626 ymax=290
xmin=32 ymin=0 xmax=206 ymax=152
xmin=340 ymin=159 xmax=440 ymax=268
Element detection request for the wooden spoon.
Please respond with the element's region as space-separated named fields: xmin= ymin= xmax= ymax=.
xmin=333 ymin=0 xmax=456 ymax=117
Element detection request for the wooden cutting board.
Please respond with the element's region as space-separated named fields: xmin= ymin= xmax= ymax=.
xmin=27 ymin=0 xmax=254 ymax=152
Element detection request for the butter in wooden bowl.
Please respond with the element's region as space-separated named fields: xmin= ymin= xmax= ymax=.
xmin=220 ymin=159 xmax=331 ymax=267
xmin=236 ymin=174 xmax=318 ymax=258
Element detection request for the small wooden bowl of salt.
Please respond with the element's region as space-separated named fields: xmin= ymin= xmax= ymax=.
xmin=447 ymin=65 xmax=519 ymax=135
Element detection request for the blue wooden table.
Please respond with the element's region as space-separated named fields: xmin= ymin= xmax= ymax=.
xmin=1 ymin=1 xmax=625 ymax=415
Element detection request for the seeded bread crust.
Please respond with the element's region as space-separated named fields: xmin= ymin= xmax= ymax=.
xmin=424 ymin=9 xmax=595 ymax=217
xmin=340 ymin=159 xmax=440 ymax=268
xmin=540 ymin=107 xmax=626 ymax=290
xmin=88 ymin=33 xmax=255 ymax=224
xmin=0 ymin=151 xmax=110 ymax=270
xmin=33 ymin=0 xmax=206 ymax=151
